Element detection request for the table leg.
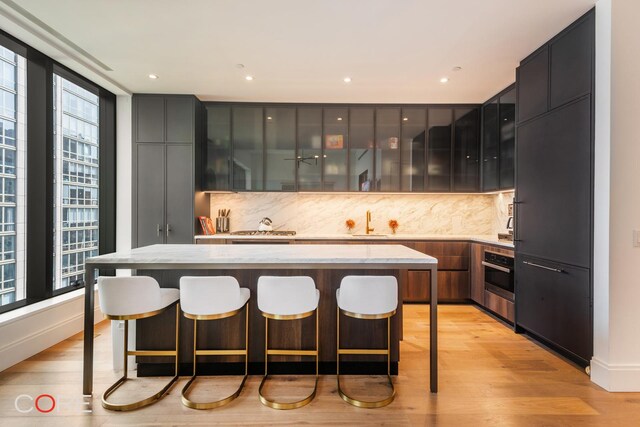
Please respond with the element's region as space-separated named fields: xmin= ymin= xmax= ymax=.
xmin=83 ymin=264 xmax=95 ymax=396
xmin=430 ymin=266 xmax=438 ymax=393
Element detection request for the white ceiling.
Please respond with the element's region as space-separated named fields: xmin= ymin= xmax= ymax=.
xmin=1 ymin=0 xmax=595 ymax=103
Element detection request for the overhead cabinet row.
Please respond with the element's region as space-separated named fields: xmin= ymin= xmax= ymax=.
xmin=204 ymin=104 xmax=481 ymax=193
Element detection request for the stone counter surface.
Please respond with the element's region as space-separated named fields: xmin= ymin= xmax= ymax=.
xmin=194 ymin=233 xmax=515 ymax=249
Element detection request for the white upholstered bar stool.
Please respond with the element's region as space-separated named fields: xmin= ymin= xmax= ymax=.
xmin=179 ymin=276 xmax=250 ymax=410
xmin=257 ymin=276 xmax=320 ymax=410
xmin=97 ymin=276 xmax=180 ymax=411
xmin=336 ymin=275 xmax=398 ymax=408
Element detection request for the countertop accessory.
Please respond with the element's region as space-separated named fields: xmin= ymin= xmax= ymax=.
xmin=258 ymin=217 xmax=273 ymax=232
xmin=366 ymin=210 xmax=374 ymax=234
xmin=345 ymin=219 xmax=355 ymax=232
xmin=388 ymin=219 xmax=399 ymax=234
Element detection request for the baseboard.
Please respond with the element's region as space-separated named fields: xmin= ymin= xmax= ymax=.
xmin=0 ymin=289 xmax=103 ymax=372
xmin=591 ymin=357 xmax=640 ymax=391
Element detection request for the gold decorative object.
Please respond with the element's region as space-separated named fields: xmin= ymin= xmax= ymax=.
xmin=388 ymin=219 xmax=399 ymax=234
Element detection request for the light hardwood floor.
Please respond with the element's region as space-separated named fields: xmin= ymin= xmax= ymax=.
xmin=1 ymin=305 xmax=639 ymax=426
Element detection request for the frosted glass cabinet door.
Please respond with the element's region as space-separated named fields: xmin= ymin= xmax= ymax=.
xmin=499 ymin=88 xmax=516 ymax=189
xmin=232 ymin=106 xmax=264 ymax=191
xmin=482 ymin=100 xmax=499 ymax=192
xmin=265 ymin=107 xmax=296 ymax=191
xmin=376 ymin=108 xmax=401 ymax=192
xmin=426 ymin=108 xmax=452 ymax=192
xmin=297 ymin=108 xmax=322 ymax=191
xmin=401 ymin=108 xmax=427 ymax=192
xmin=349 ymin=108 xmax=374 ymax=191
xmin=205 ymin=106 xmax=231 ymax=190
xmin=323 ymin=108 xmax=348 ymax=191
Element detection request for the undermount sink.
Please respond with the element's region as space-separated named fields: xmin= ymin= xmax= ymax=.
xmin=351 ymin=233 xmax=390 ymax=238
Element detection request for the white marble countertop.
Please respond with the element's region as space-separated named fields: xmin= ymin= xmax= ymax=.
xmin=86 ymin=243 xmax=437 ymax=269
xmin=194 ymin=233 xmax=514 ymax=249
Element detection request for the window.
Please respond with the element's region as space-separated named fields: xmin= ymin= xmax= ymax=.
xmin=53 ymin=75 xmax=100 ymax=291
xmin=0 ymin=44 xmax=25 ymax=309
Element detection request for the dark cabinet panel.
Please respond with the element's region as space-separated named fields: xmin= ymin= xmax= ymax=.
xmin=297 ymin=108 xmax=323 ymax=191
xmin=453 ymin=108 xmax=480 ymax=192
xmin=499 ymin=88 xmax=516 ymax=189
xmin=165 ymin=97 xmax=193 ymax=143
xmin=482 ymin=100 xmax=499 ymax=192
xmin=135 ymin=144 xmax=165 ymax=247
xmin=204 ymin=106 xmax=231 ymax=190
xmin=427 ymin=108 xmax=452 ymax=192
xmin=376 ymin=108 xmax=401 ymax=191
xmin=401 ymin=108 xmax=427 ymax=192
xmin=517 ymin=47 xmax=549 ymax=123
xmin=135 ymin=97 xmax=164 ymax=143
xmin=265 ymin=107 xmax=296 ymax=191
xmin=165 ymin=145 xmax=194 ymax=244
xmin=349 ymin=108 xmax=374 ymax=191
xmin=470 ymin=243 xmax=483 ymax=304
xmin=323 ymin=108 xmax=348 ymax=191
xmin=516 ymin=97 xmax=591 ymax=267
xmin=550 ymin=17 xmax=594 ymax=109
xmin=516 ymin=255 xmax=591 ymax=362
xmin=232 ymin=106 xmax=264 ymax=191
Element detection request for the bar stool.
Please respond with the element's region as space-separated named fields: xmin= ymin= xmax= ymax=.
xmin=98 ymin=276 xmax=180 ymax=411
xmin=179 ymin=276 xmax=250 ymax=409
xmin=336 ymin=275 xmax=398 ymax=408
xmin=257 ymin=276 xmax=320 ymax=410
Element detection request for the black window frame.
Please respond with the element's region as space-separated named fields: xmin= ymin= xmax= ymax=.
xmin=0 ymin=29 xmax=116 ymax=314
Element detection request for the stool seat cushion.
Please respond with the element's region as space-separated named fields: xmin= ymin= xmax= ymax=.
xmin=180 ymin=276 xmax=250 ymax=316
xmin=98 ymin=276 xmax=179 ymax=317
xmin=258 ymin=276 xmax=319 ymax=316
xmin=337 ymin=276 xmax=398 ymax=316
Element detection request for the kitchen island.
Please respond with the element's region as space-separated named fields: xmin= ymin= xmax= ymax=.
xmin=82 ymin=244 xmax=438 ymax=396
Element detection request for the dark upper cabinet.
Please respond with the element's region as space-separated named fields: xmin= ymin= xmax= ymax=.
xmin=550 ymin=15 xmax=594 ymax=109
xmin=376 ymin=108 xmax=401 ymax=191
xmin=481 ymin=100 xmax=499 ymax=191
xmin=297 ymin=108 xmax=322 ymax=191
xmin=323 ymin=108 xmax=348 ymax=191
xmin=516 ymin=97 xmax=591 ymax=268
xmin=204 ymin=106 xmax=231 ymax=191
xmin=498 ymin=88 xmax=516 ymax=189
xmin=453 ymin=108 xmax=480 ymax=192
xmin=349 ymin=108 xmax=374 ymax=191
xmin=166 ymin=97 xmax=194 ymax=143
xmin=427 ymin=108 xmax=452 ymax=192
xmin=265 ymin=107 xmax=296 ymax=191
xmin=135 ymin=96 xmax=165 ymax=142
xmin=401 ymin=108 xmax=427 ymax=192
xmin=517 ymin=47 xmax=549 ymax=123
xmin=232 ymin=106 xmax=264 ymax=191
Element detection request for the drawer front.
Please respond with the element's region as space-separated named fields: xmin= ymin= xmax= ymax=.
xmin=484 ymin=290 xmax=515 ymax=323
xmin=405 ymin=270 xmax=469 ymax=303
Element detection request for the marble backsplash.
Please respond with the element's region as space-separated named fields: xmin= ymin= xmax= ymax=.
xmin=208 ymin=192 xmax=511 ymax=236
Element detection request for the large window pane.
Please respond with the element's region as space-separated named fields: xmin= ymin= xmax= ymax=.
xmin=0 ymin=45 xmax=26 ymax=308
xmin=53 ymin=75 xmax=99 ymax=291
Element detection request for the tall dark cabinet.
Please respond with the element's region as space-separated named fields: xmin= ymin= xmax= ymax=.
xmin=514 ymin=10 xmax=594 ymax=366
xmin=132 ymin=95 xmax=205 ymax=248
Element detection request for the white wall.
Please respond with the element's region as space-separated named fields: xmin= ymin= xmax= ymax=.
xmin=592 ymin=0 xmax=640 ymax=391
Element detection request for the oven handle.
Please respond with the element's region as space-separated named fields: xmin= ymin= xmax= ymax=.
xmin=481 ymin=261 xmax=511 ymax=274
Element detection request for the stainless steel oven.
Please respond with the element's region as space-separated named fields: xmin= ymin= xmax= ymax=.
xmin=483 ymin=251 xmax=514 ymax=301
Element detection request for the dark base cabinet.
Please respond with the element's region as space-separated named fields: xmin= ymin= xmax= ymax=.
xmin=515 ymin=255 xmax=591 ymax=365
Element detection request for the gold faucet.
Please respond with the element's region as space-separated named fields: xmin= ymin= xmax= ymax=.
xmin=366 ymin=210 xmax=375 ymax=234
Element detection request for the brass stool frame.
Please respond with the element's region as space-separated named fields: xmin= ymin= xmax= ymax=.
xmin=102 ymin=302 xmax=180 ymax=411
xmin=336 ymin=307 xmax=397 ymax=408
xmin=258 ymin=309 xmax=319 ymax=410
xmin=181 ymin=301 xmax=249 ymax=409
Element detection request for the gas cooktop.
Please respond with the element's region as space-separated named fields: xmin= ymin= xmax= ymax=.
xmin=230 ymin=230 xmax=297 ymax=236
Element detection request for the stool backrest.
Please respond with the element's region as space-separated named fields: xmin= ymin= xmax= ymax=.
xmin=257 ymin=276 xmax=317 ymax=316
xmin=98 ymin=276 xmax=161 ymax=316
xmin=338 ymin=276 xmax=398 ymax=316
xmin=180 ymin=276 xmax=243 ymax=315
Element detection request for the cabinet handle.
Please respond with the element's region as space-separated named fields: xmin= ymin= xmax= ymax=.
xmin=523 ymin=260 xmax=564 ymax=274
xmin=166 ymin=224 xmax=171 ymax=237
xmin=482 ymin=261 xmax=511 ymax=273
xmin=156 ymin=224 xmax=163 ymax=237
xmin=513 ymin=200 xmax=521 ymax=243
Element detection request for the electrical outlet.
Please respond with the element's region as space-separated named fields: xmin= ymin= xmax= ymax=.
xmin=508 ymin=203 xmax=513 ymax=216
xmin=634 ymin=230 xmax=640 ymax=247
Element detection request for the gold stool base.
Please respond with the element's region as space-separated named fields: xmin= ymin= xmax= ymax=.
xmin=337 ymin=374 xmax=396 ymax=408
xmin=258 ymin=374 xmax=319 ymax=410
xmin=101 ymin=374 xmax=179 ymax=411
xmin=181 ymin=374 xmax=248 ymax=409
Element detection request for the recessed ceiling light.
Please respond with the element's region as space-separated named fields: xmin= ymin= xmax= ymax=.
xmin=337 ymin=117 xmax=343 ymax=121
xmin=452 ymin=66 xmax=462 ymax=72
xmin=403 ymin=117 xmax=408 ymax=121
xmin=148 ymin=74 xmax=159 ymax=79
xmin=343 ymin=77 xmax=352 ymax=83
xmin=440 ymin=77 xmax=449 ymax=83
xmin=267 ymin=116 xmax=272 ymax=120
xmin=245 ymin=75 xmax=254 ymax=81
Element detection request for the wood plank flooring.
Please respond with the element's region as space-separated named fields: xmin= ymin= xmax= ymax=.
xmin=1 ymin=305 xmax=640 ymax=426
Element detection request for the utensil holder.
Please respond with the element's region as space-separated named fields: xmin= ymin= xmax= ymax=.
xmin=216 ymin=217 xmax=229 ymax=233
